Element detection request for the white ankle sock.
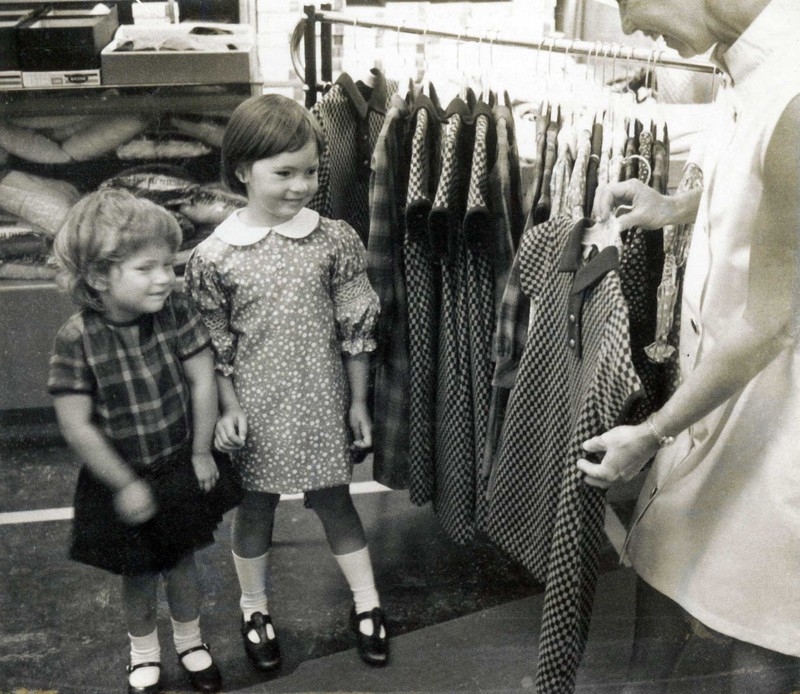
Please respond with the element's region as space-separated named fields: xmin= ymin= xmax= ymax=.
xmin=129 ymin=629 xmax=160 ymax=688
xmin=171 ymin=616 xmax=212 ymax=672
xmin=232 ymin=550 xmax=275 ymax=641
xmin=232 ymin=550 xmax=270 ymax=620
xmin=334 ymin=546 xmax=384 ymax=637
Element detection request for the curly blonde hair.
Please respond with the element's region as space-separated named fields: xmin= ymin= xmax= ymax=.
xmin=52 ymin=188 xmax=182 ymax=311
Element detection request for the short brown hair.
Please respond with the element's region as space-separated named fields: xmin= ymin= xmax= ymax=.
xmin=52 ymin=188 xmax=182 ymax=311
xmin=221 ymin=94 xmax=326 ymax=196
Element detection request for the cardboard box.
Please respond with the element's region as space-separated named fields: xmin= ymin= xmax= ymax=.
xmin=21 ymin=69 xmax=101 ymax=88
xmin=101 ymin=33 xmax=255 ymax=85
xmin=16 ymin=4 xmax=119 ymax=71
xmin=0 ymin=11 xmax=26 ymax=71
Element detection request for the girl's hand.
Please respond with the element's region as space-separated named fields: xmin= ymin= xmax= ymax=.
xmin=114 ymin=479 xmax=157 ymax=525
xmin=191 ymin=451 xmax=220 ymax=492
xmin=576 ymin=424 xmax=660 ymax=489
xmin=214 ymin=408 xmax=248 ymax=452
xmin=349 ymin=401 xmax=373 ymax=462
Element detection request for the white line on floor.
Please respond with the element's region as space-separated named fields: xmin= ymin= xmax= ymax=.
xmin=0 ymin=480 xmax=393 ymax=526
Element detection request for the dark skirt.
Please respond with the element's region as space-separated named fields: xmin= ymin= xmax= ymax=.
xmin=70 ymin=449 xmax=242 ymax=576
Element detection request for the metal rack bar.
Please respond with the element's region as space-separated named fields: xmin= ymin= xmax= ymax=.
xmin=294 ymin=6 xmax=717 ymax=105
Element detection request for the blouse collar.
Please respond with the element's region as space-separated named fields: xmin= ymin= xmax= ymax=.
xmin=712 ymin=0 xmax=800 ymax=85
xmin=214 ymin=207 xmax=320 ymax=246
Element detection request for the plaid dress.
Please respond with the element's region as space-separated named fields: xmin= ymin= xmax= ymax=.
xmin=367 ymin=94 xmax=411 ymax=489
xmin=48 ymin=293 xmax=240 ymax=575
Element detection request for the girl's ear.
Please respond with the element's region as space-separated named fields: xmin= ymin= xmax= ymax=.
xmin=86 ymin=269 xmax=108 ymax=292
xmin=235 ymin=165 xmax=250 ymax=185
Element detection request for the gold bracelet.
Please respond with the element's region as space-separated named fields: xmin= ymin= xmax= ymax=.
xmin=646 ymin=414 xmax=675 ymax=447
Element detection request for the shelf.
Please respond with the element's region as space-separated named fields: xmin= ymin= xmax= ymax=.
xmin=0 ymin=82 xmax=257 ymax=115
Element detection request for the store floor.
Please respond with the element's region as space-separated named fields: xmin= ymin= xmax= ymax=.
xmin=0 ymin=424 xmax=747 ymax=694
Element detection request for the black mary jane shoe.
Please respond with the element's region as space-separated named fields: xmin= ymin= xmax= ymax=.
xmin=177 ymin=643 xmax=222 ymax=693
xmin=127 ymin=661 xmax=162 ymax=694
xmin=350 ymin=606 xmax=390 ymax=667
xmin=241 ymin=612 xmax=282 ymax=672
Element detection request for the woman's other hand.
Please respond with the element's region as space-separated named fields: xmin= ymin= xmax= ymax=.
xmin=576 ymin=424 xmax=660 ymax=489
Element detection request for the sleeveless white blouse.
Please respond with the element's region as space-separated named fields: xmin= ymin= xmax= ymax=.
xmin=625 ymin=0 xmax=800 ymax=656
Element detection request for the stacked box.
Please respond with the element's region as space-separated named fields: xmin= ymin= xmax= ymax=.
xmin=17 ymin=4 xmax=118 ymax=87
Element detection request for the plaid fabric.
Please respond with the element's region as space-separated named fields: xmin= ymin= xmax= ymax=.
xmin=48 ymin=293 xmax=210 ymax=467
xmin=309 ymin=70 xmax=399 ymax=245
xmin=367 ymin=95 xmax=411 ymax=489
xmin=486 ymin=216 xmax=642 ymax=693
xmin=405 ymin=100 xmax=442 ymax=507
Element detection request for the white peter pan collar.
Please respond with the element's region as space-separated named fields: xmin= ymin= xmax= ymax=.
xmin=213 ymin=207 xmax=320 ymax=246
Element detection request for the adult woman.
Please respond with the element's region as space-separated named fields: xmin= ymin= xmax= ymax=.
xmin=578 ymin=1 xmax=800 ymax=691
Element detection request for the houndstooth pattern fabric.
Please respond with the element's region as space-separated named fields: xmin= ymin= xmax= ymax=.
xmin=429 ymin=110 xmax=477 ymax=544
xmin=405 ymin=104 xmax=441 ymax=506
xmin=463 ymin=112 xmax=496 ymax=529
xmin=309 ymin=72 xmax=398 ymax=245
xmin=485 ymin=216 xmax=642 ymax=693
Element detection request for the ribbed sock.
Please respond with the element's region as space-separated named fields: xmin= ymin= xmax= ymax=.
xmin=129 ymin=629 xmax=160 ymax=688
xmin=171 ymin=616 xmax=211 ymax=672
xmin=232 ymin=550 xmax=275 ymax=641
xmin=334 ymin=546 xmax=384 ymax=637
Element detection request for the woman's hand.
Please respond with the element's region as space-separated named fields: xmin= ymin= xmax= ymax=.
xmin=593 ymin=179 xmax=677 ymax=231
xmin=576 ymin=423 xmax=660 ymax=489
xmin=114 ymin=478 xmax=157 ymax=525
xmin=214 ymin=408 xmax=248 ymax=452
xmin=191 ymin=451 xmax=220 ymax=492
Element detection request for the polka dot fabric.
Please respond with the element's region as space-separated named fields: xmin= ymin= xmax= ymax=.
xmin=186 ymin=217 xmax=379 ymax=494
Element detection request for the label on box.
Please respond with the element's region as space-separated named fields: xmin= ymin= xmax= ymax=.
xmin=22 ymin=69 xmax=101 ymax=88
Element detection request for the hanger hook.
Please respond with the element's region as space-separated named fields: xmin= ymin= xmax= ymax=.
xmin=611 ymin=43 xmax=619 ymax=87
xmin=535 ymin=36 xmax=545 ymax=73
xmin=547 ymin=36 xmax=555 ymax=78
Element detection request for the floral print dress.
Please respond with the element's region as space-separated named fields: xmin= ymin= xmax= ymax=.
xmin=185 ymin=208 xmax=379 ymax=494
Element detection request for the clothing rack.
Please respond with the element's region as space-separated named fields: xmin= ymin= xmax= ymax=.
xmin=292 ymin=4 xmax=718 ymax=108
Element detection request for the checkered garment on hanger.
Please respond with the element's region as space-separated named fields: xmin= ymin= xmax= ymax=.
xmin=485 ymin=216 xmax=642 ymax=693
xmin=429 ymin=104 xmax=478 ymax=544
xmin=366 ymin=94 xmax=412 ymax=488
xmin=405 ymin=100 xmax=442 ymax=507
xmin=463 ymin=110 xmax=498 ymax=530
xmin=309 ymin=70 xmax=399 ymax=245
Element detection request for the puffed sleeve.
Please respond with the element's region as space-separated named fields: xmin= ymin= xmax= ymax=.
xmin=47 ymin=314 xmax=94 ymax=395
xmin=330 ymin=219 xmax=380 ymax=355
xmin=184 ymin=250 xmax=237 ymax=376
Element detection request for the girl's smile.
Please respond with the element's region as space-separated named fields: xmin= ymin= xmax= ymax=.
xmin=239 ymin=140 xmax=320 ymax=228
xmin=97 ymin=242 xmax=176 ymax=322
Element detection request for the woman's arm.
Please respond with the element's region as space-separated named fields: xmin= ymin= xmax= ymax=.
xmin=53 ymin=393 xmax=156 ymax=524
xmin=344 ymin=351 xmax=372 ymax=451
xmin=183 ymin=347 xmax=219 ymax=490
xmin=578 ymin=95 xmax=800 ymax=488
